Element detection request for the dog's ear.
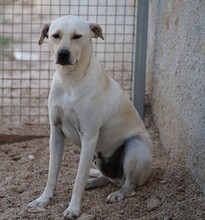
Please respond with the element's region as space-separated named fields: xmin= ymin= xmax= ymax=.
xmin=89 ymin=23 xmax=104 ymax=40
xmin=38 ymin=22 xmax=51 ymax=45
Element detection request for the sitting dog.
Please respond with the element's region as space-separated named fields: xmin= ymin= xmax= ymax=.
xmin=28 ymin=15 xmax=153 ymax=219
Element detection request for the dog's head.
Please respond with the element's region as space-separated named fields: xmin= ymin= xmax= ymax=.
xmin=38 ymin=15 xmax=104 ymax=67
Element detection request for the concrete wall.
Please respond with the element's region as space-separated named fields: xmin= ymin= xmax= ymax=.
xmin=147 ymin=0 xmax=205 ymax=193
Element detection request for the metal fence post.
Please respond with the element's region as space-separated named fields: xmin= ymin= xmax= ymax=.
xmin=133 ymin=0 xmax=149 ymax=119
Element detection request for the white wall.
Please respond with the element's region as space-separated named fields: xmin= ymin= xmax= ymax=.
xmin=147 ymin=0 xmax=205 ymax=193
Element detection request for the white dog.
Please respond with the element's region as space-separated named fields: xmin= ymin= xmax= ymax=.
xmin=28 ymin=15 xmax=153 ymax=219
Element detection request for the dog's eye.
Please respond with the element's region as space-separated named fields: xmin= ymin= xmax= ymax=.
xmin=52 ymin=33 xmax=60 ymax=39
xmin=72 ymin=34 xmax=82 ymax=40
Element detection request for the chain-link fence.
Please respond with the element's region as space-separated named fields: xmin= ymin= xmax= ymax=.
xmin=0 ymin=0 xmax=137 ymax=125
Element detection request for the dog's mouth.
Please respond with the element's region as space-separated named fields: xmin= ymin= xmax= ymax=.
xmin=73 ymin=59 xmax=79 ymax=65
xmin=56 ymin=59 xmax=78 ymax=66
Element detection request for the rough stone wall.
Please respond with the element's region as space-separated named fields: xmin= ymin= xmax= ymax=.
xmin=147 ymin=0 xmax=205 ymax=193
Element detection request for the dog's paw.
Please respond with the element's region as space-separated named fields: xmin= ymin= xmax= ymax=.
xmin=28 ymin=196 xmax=51 ymax=209
xmin=62 ymin=206 xmax=80 ymax=220
xmin=89 ymin=168 xmax=101 ymax=177
xmin=106 ymin=191 xmax=125 ymax=204
xmin=85 ymin=179 xmax=94 ymax=189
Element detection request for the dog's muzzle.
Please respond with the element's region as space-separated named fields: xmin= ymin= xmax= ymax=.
xmin=56 ymin=48 xmax=72 ymax=66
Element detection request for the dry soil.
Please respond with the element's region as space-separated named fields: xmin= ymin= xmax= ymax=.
xmin=0 ymin=106 xmax=204 ymax=220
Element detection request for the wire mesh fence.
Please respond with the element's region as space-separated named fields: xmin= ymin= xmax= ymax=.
xmin=0 ymin=0 xmax=137 ymax=126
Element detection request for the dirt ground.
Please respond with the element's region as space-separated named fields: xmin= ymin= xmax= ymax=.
xmin=0 ymin=103 xmax=204 ymax=220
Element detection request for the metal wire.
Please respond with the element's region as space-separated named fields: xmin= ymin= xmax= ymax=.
xmin=0 ymin=0 xmax=136 ymax=125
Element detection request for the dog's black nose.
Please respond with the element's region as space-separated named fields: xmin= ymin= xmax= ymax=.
xmin=56 ymin=48 xmax=70 ymax=65
xmin=58 ymin=48 xmax=70 ymax=58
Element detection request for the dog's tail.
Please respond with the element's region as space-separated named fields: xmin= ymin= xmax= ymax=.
xmin=89 ymin=168 xmax=101 ymax=177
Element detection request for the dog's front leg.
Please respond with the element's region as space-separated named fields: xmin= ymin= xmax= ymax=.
xmin=63 ymin=134 xmax=98 ymax=219
xmin=28 ymin=125 xmax=65 ymax=208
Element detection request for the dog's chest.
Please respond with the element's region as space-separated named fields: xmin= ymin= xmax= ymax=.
xmin=51 ymin=103 xmax=82 ymax=146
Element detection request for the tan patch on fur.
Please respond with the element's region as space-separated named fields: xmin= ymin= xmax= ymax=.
xmin=101 ymin=72 xmax=112 ymax=95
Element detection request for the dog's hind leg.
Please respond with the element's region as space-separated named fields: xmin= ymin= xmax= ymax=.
xmin=106 ymin=179 xmax=135 ymax=203
xmin=86 ymin=175 xmax=109 ymax=189
xmin=106 ymin=136 xmax=152 ymax=203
